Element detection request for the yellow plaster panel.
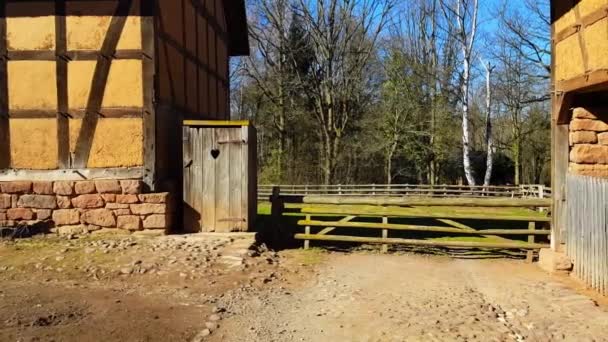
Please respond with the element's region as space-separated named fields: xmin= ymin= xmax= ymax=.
xmin=555 ymin=35 xmax=585 ymax=81
xmin=8 ymin=61 xmax=57 ymax=110
xmin=6 ymin=16 xmax=55 ymax=50
xmin=554 ymin=9 xmax=577 ymax=34
xmin=70 ymin=118 xmax=143 ymax=168
xmin=579 ymin=0 xmax=608 ymax=17
xmin=68 ymin=60 xmax=143 ymax=109
xmin=67 ymin=16 xmax=142 ymax=50
xmin=584 ymin=18 xmax=608 ymax=71
xmin=9 ymin=119 xmax=58 ymax=170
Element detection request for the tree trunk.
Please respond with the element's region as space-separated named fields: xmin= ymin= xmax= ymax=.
xmin=461 ymin=56 xmax=475 ymax=186
xmin=482 ymin=61 xmax=494 ymax=187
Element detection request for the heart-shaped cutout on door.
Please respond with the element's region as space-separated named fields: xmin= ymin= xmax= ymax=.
xmin=210 ymin=148 xmax=220 ymax=159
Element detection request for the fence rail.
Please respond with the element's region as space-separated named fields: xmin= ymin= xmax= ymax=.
xmin=269 ymin=189 xmax=551 ymax=257
xmin=259 ymin=184 xmax=551 ymax=201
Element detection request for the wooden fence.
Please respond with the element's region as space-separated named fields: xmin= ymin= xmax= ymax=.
xmin=566 ymin=175 xmax=608 ymax=296
xmin=270 ymin=188 xmax=552 ymax=257
xmin=259 ymin=184 xmax=551 ymax=201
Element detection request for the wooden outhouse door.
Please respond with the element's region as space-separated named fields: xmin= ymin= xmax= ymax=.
xmin=183 ymin=121 xmax=257 ymax=233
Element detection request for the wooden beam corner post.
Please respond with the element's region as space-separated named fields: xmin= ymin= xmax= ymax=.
xmin=142 ymin=0 xmax=157 ymax=190
xmin=55 ymin=0 xmax=70 ymax=168
xmin=0 ymin=1 xmax=10 ymax=169
xmin=527 ymin=221 xmax=536 ymax=263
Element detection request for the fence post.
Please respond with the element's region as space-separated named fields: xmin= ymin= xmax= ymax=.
xmin=270 ymin=186 xmax=284 ymax=246
xmin=304 ymin=214 xmax=311 ymax=249
xmin=381 ymin=216 xmax=388 ymax=253
xmin=338 ymin=184 xmax=342 ymax=195
xmin=527 ymin=221 xmax=536 ymax=263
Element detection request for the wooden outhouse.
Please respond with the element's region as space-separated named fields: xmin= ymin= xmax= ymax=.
xmin=182 ymin=121 xmax=257 ymax=233
xmin=0 ymin=0 xmax=249 ymax=233
xmin=551 ymin=0 xmax=608 ymax=294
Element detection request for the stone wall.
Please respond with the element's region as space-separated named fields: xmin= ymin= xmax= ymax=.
xmin=0 ymin=180 xmax=172 ymax=234
xmin=569 ymin=107 xmax=608 ymax=178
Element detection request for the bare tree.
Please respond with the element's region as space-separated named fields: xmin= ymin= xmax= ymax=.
xmin=296 ymin=0 xmax=395 ymax=184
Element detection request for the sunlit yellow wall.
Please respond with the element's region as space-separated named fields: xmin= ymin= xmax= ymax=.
xmin=9 ymin=119 xmax=58 ymax=169
xmin=6 ymin=16 xmax=55 ymax=50
xmin=70 ymin=118 xmax=143 ymax=168
xmin=554 ymin=0 xmax=608 ymax=82
xmin=66 ymin=16 xmax=142 ymax=50
xmin=4 ymin=9 xmax=145 ymax=170
xmin=68 ymin=60 xmax=143 ymax=109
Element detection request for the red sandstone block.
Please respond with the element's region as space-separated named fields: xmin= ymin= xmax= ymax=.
xmin=0 ymin=194 xmax=11 ymax=209
xmin=53 ymin=181 xmax=74 ymax=196
xmin=120 ymin=180 xmax=142 ymax=194
xmin=116 ymin=194 xmax=139 ymax=204
xmin=57 ymin=196 xmax=72 ymax=209
xmin=599 ymin=132 xmax=608 ymax=145
xmin=101 ymin=194 xmax=116 ymax=203
xmin=32 ymin=181 xmax=54 ymax=195
xmin=81 ymin=209 xmax=116 ymax=227
xmin=7 ymin=208 xmax=34 ymax=220
xmin=139 ymin=193 xmax=170 ymax=204
xmin=570 ymin=144 xmax=608 ymax=164
xmin=53 ymin=209 xmax=81 ymax=225
xmin=117 ymin=215 xmax=141 ymax=230
xmin=130 ymin=203 xmax=166 ymax=215
xmin=72 ymin=195 xmax=104 ymax=209
xmin=570 ymin=119 xmax=608 ymax=132
xmin=1 ymin=181 xmax=32 ymax=194
xmin=106 ymin=203 xmax=130 ymax=209
xmin=34 ymin=209 xmax=52 ymax=220
xmin=142 ymin=214 xmax=169 ymax=229
xmin=113 ymin=209 xmax=131 ymax=216
xmin=74 ymin=181 xmax=96 ymax=195
xmin=17 ymin=195 xmax=57 ymax=209
xmin=95 ymin=180 xmax=122 ymax=194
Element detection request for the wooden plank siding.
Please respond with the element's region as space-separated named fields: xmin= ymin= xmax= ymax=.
xmin=566 ymin=174 xmax=608 ymax=296
xmin=182 ymin=124 xmax=256 ymax=232
xmin=155 ymin=0 xmax=230 ymax=120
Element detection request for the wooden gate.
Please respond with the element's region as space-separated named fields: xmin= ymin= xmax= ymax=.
xmin=183 ymin=121 xmax=257 ymax=232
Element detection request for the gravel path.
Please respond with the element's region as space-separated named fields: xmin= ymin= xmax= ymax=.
xmin=216 ymin=253 xmax=608 ymax=342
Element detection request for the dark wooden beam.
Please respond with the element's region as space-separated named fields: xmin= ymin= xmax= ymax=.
xmin=554 ymin=5 xmax=608 ymax=44
xmin=6 ymin=108 xmax=143 ymax=119
xmin=556 ymin=69 xmax=608 ymax=94
xmin=5 ymin=50 xmax=144 ymax=61
xmin=141 ymin=0 xmax=157 ymax=190
xmin=0 ymin=2 xmax=9 ymax=169
xmin=56 ymin=0 xmax=70 ymax=169
xmin=72 ymin=0 xmax=134 ymax=168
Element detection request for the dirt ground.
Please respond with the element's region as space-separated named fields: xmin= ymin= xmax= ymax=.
xmin=1 ymin=234 xmax=608 ymax=342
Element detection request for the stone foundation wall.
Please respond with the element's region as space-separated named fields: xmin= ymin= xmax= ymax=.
xmin=0 ymin=180 xmax=172 ymax=234
xmin=569 ymin=107 xmax=608 ymax=178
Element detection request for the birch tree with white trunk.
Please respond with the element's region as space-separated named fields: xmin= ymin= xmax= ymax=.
xmin=481 ymin=58 xmax=495 ymax=187
xmin=442 ymin=0 xmax=478 ymax=186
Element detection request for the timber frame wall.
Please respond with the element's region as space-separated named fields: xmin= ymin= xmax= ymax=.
xmin=551 ymin=0 xmax=608 ymax=251
xmin=0 ymin=0 xmax=247 ymax=193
